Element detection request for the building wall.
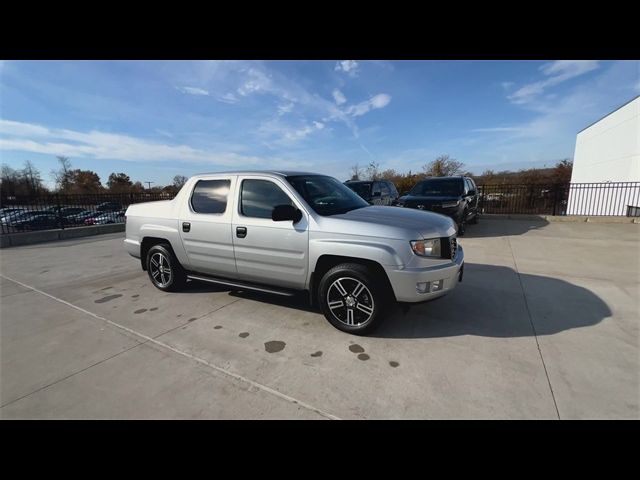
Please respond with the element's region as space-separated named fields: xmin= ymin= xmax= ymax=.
xmin=567 ymin=96 xmax=640 ymax=215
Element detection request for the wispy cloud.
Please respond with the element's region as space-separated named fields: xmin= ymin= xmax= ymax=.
xmin=218 ymin=92 xmax=238 ymax=104
xmin=0 ymin=119 xmax=305 ymax=168
xmin=508 ymin=60 xmax=600 ymax=105
xmin=277 ymin=102 xmax=294 ymax=115
xmin=332 ymin=89 xmax=347 ymax=105
xmin=176 ymin=86 xmax=210 ymax=96
xmin=335 ymin=60 xmax=359 ymax=77
xmin=344 ymin=94 xmax=391 ymax=117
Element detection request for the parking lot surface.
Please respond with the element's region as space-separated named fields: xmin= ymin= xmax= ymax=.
xmin=1 ymin=218 xmax=638 ymax=419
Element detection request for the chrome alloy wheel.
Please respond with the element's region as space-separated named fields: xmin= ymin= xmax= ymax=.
xmin=326 ymin=277 xmax=375 ymax=326
xmin=150 ymin=252 xmax=172 ymax=287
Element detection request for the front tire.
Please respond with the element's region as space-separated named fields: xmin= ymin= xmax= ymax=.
xmin=318 ymin=263 xmax=388 ymax=335
xmin=146 ymin=244 xmax=186 ymax=292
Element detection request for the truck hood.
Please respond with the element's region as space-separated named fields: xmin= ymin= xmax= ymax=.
xmin=329 ymin=205 xmax=456 ymax=239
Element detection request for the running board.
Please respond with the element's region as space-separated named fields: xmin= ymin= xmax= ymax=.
xmin=186 ymin=274 xmax=297 ymax=297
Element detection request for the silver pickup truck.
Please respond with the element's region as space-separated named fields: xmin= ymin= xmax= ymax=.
xmin=124 ymin=171 xmax=464 ymax=334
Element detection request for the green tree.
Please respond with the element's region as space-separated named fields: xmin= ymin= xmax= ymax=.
xmin=107 ymin=172 xmax=133 ymax=193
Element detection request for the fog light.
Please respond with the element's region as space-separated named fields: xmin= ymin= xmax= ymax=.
xmin=416 ymin=281 xmax=430 ymax=293
xmin=430 ymin=279 xmax=444 ymax=292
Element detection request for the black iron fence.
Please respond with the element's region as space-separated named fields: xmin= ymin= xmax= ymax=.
xmin=1 ymin=182 xmax=639 ymax=235
xmin=0 ymin=192 xmax=175 ymax=235
xmin=478 ymin=182 xmax=640 ymax=217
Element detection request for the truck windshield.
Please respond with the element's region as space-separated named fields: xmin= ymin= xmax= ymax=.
xmin=409 ymin=178 xmax=463 ymax=196
xmin=286 ymin=175 xmax=369 ymax=216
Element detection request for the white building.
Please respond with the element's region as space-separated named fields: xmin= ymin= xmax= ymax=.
xmin=567 ymin=95 xmax=640 ymax=216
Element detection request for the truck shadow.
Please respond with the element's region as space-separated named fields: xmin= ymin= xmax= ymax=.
xmin=185 ymin=262 xmax=611 ymax=340
xmin=372 ymin=263 xmax=612 ymax=339
xmin=462 ymin=218 xmax=550 ymax=238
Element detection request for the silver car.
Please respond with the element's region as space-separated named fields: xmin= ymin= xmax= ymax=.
xmin=124 ymin=171 xmax=464 ymax=334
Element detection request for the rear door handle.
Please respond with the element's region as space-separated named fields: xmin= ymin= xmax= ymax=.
xmin=236 ymin=226 xmax=247 ymax=238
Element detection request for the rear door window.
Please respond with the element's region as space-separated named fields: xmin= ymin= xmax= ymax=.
xmin=191 ymin=179 xmax=231 ymax=214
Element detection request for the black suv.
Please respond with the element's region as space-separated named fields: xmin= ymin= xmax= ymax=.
xmin=396 ymin=176 xmax=479 ymax=235
xmin=344 ymin=180 xmax=399 ymax=206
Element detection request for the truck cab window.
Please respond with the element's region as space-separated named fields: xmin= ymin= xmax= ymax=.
xmin=241 ymin=179 xmax=294 ymax=219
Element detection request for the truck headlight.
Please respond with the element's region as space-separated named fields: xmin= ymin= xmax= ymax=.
xmin=411 ymin=238 xmax=441 ymax=257
xmin=441 ymin=200 xmax=460 ymax=208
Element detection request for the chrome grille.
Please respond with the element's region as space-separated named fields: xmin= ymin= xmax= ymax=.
xmin=450 ymin=237 xmax=458 ymax=260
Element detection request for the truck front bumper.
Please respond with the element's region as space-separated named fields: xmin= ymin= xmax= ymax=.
xmin=385 ymin=246 xmax=464 ymax=303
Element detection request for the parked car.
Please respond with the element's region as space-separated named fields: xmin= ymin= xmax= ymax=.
xmin=0 ymin=208 xmax=27 ymax=224
xmin=96 ymin=202 xmax=123 ymax=212
xmin=396 ymin=176 xmax=479 ymax=235
xmin=344 ymin=180 xmax=399 ymax=206
xmin=89 ymin=210 xmax=126 ymax=225
xmin=124 ymin=171 xmax=464 ymax=334
xmin=12 ymin=212 xmax=60 ymax=231
xmin=1 ymin=210 xmax=38 ymax=225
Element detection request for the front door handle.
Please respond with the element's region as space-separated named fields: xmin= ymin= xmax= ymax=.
xmin=236 ymin=226 xmax=247 ymax=238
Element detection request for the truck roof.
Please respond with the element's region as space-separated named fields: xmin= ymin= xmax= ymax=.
xmin=191 ymin=170 xmax=321 ymax=178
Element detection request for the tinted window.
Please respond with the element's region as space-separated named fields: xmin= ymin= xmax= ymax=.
xmin=241 ymin=179 xmax=293 ymax=219
xmin=372 ymin=182 xmax=381 ymax=195
xmin=409 ymin=178 xmax=464 ymax=196
xmin=191 ymin=179 xmax=231 ymax=214
xmin=345 ymin=182 xmax=372 ymax=199
xmin=380 ymin=182 xmax=390 ymax=196
xmin=387 ymin=182 xmax=398 ymax=196
xmin=287 ymin=175 xmax=369 ymax=216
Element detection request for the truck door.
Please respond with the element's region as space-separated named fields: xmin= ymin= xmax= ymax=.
xmin=232 ymin=175 xmax=309 ymax=290
xmin=179 ymin=176 xmax=238 ymax=278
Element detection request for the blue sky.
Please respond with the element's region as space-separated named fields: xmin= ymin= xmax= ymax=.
xmin=1 ymin=60 xmax=638 ymax=188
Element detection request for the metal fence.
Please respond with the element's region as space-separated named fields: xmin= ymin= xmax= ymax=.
xmin=478 ymin=182 xmax=640 ymax=217
xmin=0 ymin=192 xmax=175 ymax=235
xmin=1 ymin=182 xmax=639 ymax=235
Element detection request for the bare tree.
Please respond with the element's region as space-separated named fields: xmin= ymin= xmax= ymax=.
xmin=22 ymin=160 xmax=44 ymax=194
xmin=423 ymin=154 xmax=465 ymax=177
xmin=173 ymin=175 xmax=188 ymax=189
xmin=51 ymin=156 xmax=73 ymax=192
xmin=349 ymin=163 xmax=362 ymax=181
xmin=365 ymin=161 xmax=380 ymax=181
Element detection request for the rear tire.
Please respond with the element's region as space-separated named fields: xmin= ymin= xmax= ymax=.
xmin=318 ymin=263 xmax=389 ymax=335
xmin=146 ymin=244 xmax=186 ymax=292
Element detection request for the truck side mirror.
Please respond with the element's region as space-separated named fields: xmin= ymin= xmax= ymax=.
xmin=272 ymin=204 xmax=302 ymax=223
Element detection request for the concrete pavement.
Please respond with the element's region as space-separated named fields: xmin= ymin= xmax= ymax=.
xmin=1 ymin=219 xmax=638 ymax=419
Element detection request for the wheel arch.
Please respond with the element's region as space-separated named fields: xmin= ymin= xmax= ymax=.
xmin=309 ymin=254 xmax=396 ymax=306
xmin=140 ymin=236 xmax=180 ymax=271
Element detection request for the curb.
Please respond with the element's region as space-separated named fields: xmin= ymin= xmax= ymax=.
xmin=481 ymin=214 xmax=640 ymax=224
xmin=0 ymin=223 xmax=125 ymax=248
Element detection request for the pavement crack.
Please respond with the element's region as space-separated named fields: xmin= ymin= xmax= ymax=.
xmin=0 ymin=274 xmax=340 ymax=420
xmin=0 ymin=342 xmax=143 ymax=409
xmin=506 ymin=238 xmax=561 ymax=420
